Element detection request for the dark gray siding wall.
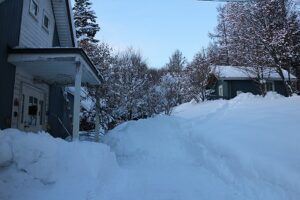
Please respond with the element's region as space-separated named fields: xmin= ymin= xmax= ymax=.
xmin=228 ymin=80 xmax=260 ymax=99
xmin=52 ymin=25 xmax=60 ymax=47
xmin=230 ymin=80 xmax=288 ymax=97
xmin=48 ymin=85 xmax=73 ymax=139
xmin=214 ymin=80 xmax=289 ymax=99
xmin=274 ymin=81 xmax=288 ymax=96
xmin=0 ymin=0 xmax=23 ymax=129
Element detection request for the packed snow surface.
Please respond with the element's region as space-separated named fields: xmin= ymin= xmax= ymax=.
xmin=1 ymin=92 xmax=300 ymax=200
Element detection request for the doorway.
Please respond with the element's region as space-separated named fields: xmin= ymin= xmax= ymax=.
xmin=19 ymin=84 xmax=46 ymax=132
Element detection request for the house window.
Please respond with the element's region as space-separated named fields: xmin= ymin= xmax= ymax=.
xmin=21 ymin=94 xmax=25 ymax=123
xmin=266 ymin=81 xmax=275 ymax=92
xmin=29 ymin=0 xmax=39 ymax=18
xmin=39 ymin=100 xmax=44 ymax=125
xmin=43 ymin=12 xmax=50 ymax=30
xmin=219 ymin=85 xmax=223 ymax=97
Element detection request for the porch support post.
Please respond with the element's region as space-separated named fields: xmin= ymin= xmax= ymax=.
xmin=72 ymin=61 xmax=82 ymax=141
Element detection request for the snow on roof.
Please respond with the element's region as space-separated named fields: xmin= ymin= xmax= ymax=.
xmin=212 ymin=65 xmax=297 ymax=81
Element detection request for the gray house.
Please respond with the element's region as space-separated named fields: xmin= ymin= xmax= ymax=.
xmin=0 ymin=0 xmax=101 ymax=139
xmin=209 ymin=66 xmax=297 ymax=99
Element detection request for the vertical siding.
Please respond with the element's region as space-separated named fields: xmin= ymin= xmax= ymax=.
xmin=48 ymin=85 xmax=73 ymax=139
xmin=11 ymin=68 xmax=49 ymax=129
xmin=19 ymin=0 xmax=55 ymax=47
xmin=229 ymin=80 xmax=260 ymax=98
xmin=274 ymin=81 xmax=288 ymax=96
xmin=215 ymin=80 xmax=290 ymax=99
xmin=0 ymin=0 xmax=23 ymax=129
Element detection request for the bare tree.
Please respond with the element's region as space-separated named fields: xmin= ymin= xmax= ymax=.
xmin=186 ymin=50 xmax=212 ymax=102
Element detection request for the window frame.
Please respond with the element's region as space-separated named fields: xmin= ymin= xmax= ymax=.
xmin=266 ymin=81 xmax=275 ymax=92
xmin=42 ymin=10 xmax=50 ymax=32
xmin=218 ymin=85 xmax=224 ymax=97
xmin=29 ymin=0 xmax=39 ymax=20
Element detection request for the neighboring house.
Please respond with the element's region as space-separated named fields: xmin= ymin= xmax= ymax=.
xmin=208 ymin=66 xmax=297 ymax=100
xmin=0 ymin=0 xmax=101 ymax=139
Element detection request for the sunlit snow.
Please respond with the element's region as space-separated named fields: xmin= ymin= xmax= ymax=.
xmin=1 ymin=92 xmax=300 ymax=200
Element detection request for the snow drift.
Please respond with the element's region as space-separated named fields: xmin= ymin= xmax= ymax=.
xmin=172 ymin=93 xmax=300 ymax=200
xmin=0 ymin=129 xmax=119 ymax=200
xmin=1 ymin=92 xmax=300 ymax=200
xmin=105 ymin=92 xmax=300 ymax=200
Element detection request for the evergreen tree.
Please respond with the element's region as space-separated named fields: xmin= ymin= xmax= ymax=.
xmin=166 ymin=50 xmax=186 ymax=73
xmin=73 ymin=0 xmax=100 ymax=44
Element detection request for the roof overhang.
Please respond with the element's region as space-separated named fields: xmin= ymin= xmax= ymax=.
xmin=7 ymin=48 xmax=101 ymax=85
xmin=51 ymin=0 xmax=76 ymax=47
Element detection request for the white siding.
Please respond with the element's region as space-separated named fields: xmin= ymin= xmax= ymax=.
xmin=19 ymin=0 xmax=55 ymax=47
xmin=11 ymin=68 xmax=49 ymax=130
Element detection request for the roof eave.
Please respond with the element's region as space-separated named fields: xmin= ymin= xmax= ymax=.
xmin=8 ymin=47 xmax=102 ymax=83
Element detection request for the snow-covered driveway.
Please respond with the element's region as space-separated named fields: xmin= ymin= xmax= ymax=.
xmin=1 ymin=93 xmax=300 ymax=200
xmin=101 ymin=116 xmax=244 ymax=200
xmin=103 ymin=93 xmax=300 ymax=200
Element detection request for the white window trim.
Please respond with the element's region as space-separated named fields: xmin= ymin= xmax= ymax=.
xmin=266 ymin=81 xmax=275 ymax=92
xmin=29 ymin=0 xmax=39 ymax=20
xmin=219 ymin=85 xmax=223 ymax=97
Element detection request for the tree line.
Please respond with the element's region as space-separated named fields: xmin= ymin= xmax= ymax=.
xmin=208 ymin=0 xmax=300 ymax=95
xmin=73 ymin=0 xmax=300 ymax=132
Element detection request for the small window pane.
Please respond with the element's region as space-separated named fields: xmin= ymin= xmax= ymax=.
xmin=30 ymin=0 xmax=38 ymax=16
xmin=266 ymin=82 xmax=274 ymax=91
xmin=29 ymin=96 xmax=33 ymax=104
xmin=219 ymin=85 xmax=223 ymax=97
xmin=21 ymin=95 xmax=25 ymax=123
xmin=39 ymin=101 xmax=44 ymax=125
xmin=43 ymin=15 xmax=49 ymax=29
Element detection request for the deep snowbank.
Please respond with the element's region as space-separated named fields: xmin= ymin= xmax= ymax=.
xmin=105 ymin=92 xmax=300 ymax=200
xmin=0 ymin=129 xmax=119 ymax=200
xmin=174 ymin=93 xmax=300 ymax=199
xmin=1 ymin=92 xmax=300 ymax=200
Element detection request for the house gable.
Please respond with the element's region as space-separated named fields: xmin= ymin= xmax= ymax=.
xmin=19 ymin=0 xmax=56 ymax=48
xmin=19 ymin=0 xmax=76 ymax=48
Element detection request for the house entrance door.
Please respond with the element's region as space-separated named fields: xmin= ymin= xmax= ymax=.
xmin=19 ymin=84 xmax=46 ymax=132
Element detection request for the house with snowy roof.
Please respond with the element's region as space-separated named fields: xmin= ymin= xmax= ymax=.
xmin=209 ymin=66 xmax=297 ymax=100
xmin=0 ymin=0 xmax=101 ymax=139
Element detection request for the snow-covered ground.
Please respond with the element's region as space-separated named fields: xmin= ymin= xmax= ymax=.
xmin=1 ymin=92 xmax=300 ymax=200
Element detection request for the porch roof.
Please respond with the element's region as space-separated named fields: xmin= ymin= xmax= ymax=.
xmin=7 ymin=48 xmax=102 ymax=85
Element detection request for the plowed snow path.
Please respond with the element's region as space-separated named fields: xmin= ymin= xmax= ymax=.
xmin=99 ymin=164 xmax=244 ymax=200
xmin=103 ymin=94 xmax=300 ymax=200
xmin=102 ymin=101 xmax=246 ymax=200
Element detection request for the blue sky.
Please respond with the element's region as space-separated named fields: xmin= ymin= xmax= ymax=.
xmin=73 ymin=0 xmax=223 ymax=68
